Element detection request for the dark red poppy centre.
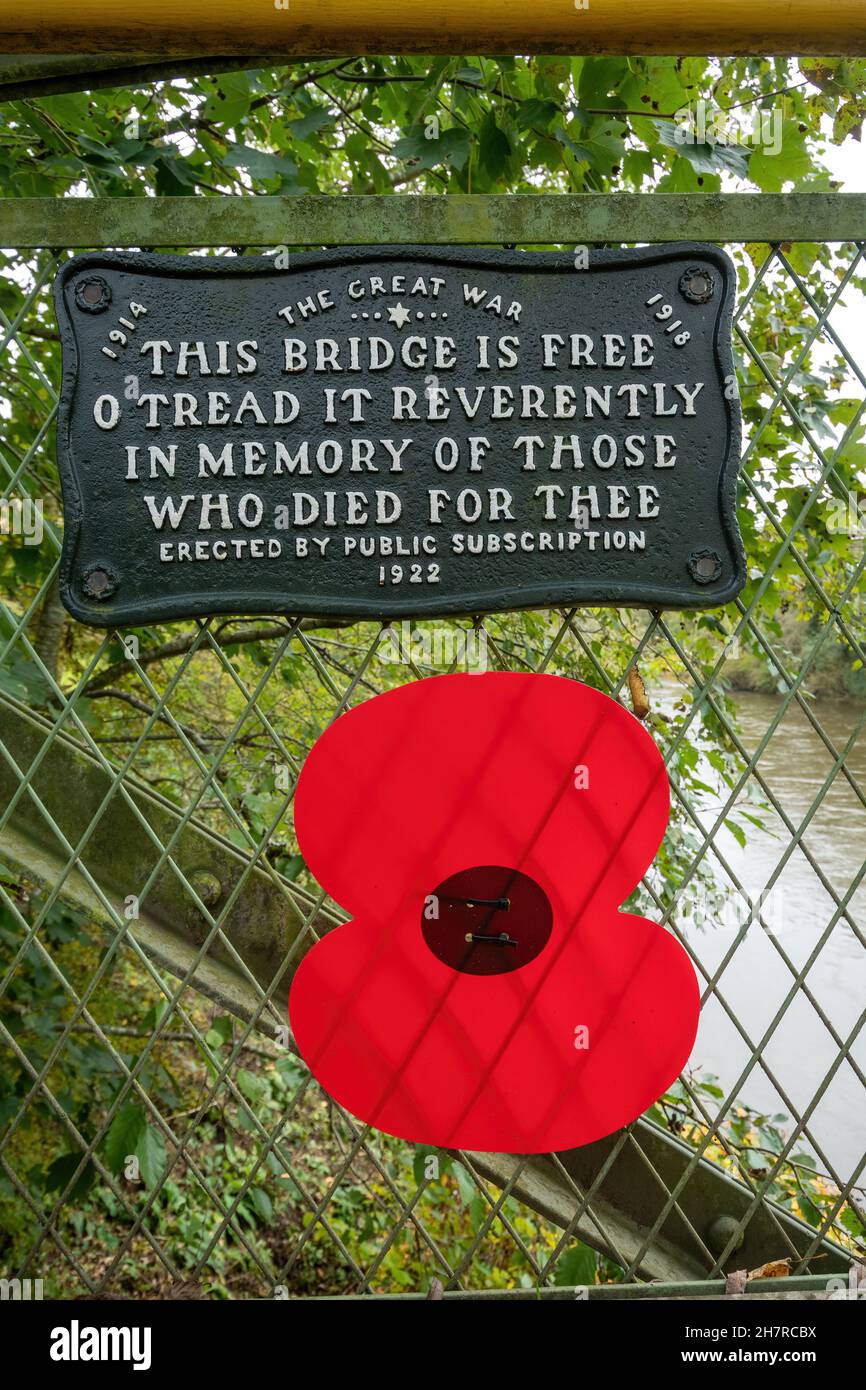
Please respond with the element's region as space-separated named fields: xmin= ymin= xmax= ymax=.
xmin=421 ymin=864 xmax=553 ymax=976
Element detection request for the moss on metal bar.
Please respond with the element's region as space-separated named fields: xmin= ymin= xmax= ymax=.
xmin=1 ymin=193 xmax=865 ymax=250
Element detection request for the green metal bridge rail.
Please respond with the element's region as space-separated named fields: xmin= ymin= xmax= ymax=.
xmin=2 ymin=192 xmax=866 ymax=248
xmin=302 ymin=1273 xmax=858 ymax=1299
xmin=1 ymin=193 xmax=865 ymax=1296
xmin=0 ymin=687 xmax=848 ymax=1284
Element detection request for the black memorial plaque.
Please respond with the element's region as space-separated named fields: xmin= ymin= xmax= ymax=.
xmin=54 ymin=245 xmax=743 ymax=626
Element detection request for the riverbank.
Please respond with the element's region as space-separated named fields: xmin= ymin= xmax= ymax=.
xmin=724 ymin=611 xmax=865 ymax=702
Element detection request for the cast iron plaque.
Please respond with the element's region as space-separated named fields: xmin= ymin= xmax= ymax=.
xmin=54 ymin=245 xmax=743 ymax=627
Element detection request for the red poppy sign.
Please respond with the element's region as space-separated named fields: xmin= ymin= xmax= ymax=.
xmin=289 ymin=673 xmax=699 ymax=1153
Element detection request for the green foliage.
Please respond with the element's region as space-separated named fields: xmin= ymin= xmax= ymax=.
xmin=651 ymin=1073 xmax=865 ymax=1255
xmin=0 ymin=879 xmax=607 ymax=1294
xmin=0 ymin=603 xmax=52 ymax=702
xmin=0 ymin=55 xmax=860 ymax=200
xmin=104 ymin=1104 xmax=167 ymax=1189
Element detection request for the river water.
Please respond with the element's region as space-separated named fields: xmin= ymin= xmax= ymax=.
xmin=679 ymin=691 xmax=866 ymax=1180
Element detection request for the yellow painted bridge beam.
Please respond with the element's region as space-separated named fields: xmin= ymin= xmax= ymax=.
xmin=2 ymin=0 xmax=865 ymax=56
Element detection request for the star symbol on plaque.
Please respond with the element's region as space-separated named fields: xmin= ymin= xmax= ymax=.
xmin=387 ymin=302 xmax=411 ymax=329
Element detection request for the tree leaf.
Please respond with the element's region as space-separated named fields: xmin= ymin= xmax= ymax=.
xmin=223 ymin=144 xmax=299 ymax=180
xmin=104 ymin=1102 xmax=147 ymax=1176
xmin=394 ymin=123 xmax=470 ymax=172
xmin=153 ymin=157 xmax=196 ymax=196
xmin=136 ymin=1123 xmax=167 ymax=1189
xmin=478 ymin=112 xmax=511 ymax=181
xmin=653 ymin=118 xmax=750 ymax=178
xmin=42 ymin=1152 xmax=97 ymax=1203
xmin=288 ymin=106 xmax=335 ymax=140
xmin=248 ymin=1186 xmax=273 ymax=1223
xmin=749 ymin=120 xmax=813 ymax=191
xmin=515 ymin=99 xmax=560 ymax=132
xmin=553 ymin=1242 xmax=597 ymax=1287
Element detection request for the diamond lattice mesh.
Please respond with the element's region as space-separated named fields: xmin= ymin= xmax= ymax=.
xmin=0 ymin=240 xmax=864 ymax=1296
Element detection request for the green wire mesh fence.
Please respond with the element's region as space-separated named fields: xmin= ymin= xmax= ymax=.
xmin=0 ymin=229 xmax=864 ymax=1297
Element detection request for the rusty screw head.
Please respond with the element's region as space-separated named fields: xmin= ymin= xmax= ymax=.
xmin=82 ymin=564 xmax=118 ymax=601
xmin=679 ymin=266 xmax=715 ymax=304
xmin=688 ymin=548 xmax=723 ymax=585
xmin=74 ymin=275 xmax=112 ymax=314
